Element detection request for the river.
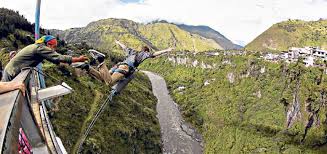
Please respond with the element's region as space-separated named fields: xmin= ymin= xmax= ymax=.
xmin=142 ymin=71 xmax=203 ymax=154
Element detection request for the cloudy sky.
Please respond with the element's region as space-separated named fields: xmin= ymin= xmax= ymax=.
xmin=1 ymin=0 xmax=326 ymax=45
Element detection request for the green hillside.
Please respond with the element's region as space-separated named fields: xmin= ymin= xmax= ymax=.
xmin=0 ymin=9 xmax=162 ymax=153
xmin=246 ymin=19 xmax=327 ymax=51
xmin=139 ymin=22 xmax=222 ymax=51
xmin=0 ymin=8 xmax=35 ymax=56
xmin=45 ymin=63 xmax=161 ymax=153
xmin=50 ymin=18 xmax=222 ymax=55
xmin=142 ymin=53 xmax=327 ymax=153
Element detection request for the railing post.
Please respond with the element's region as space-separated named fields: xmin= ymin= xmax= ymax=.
xmin=35 ymin=0 xmax=46 ymax=89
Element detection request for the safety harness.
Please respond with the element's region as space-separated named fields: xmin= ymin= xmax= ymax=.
xmin=110 ymin=63 xmax=135 ymax=76
xmin=110 ymin=51 xmax=151 ymax=78
xmin=110 ymin=54 xmax=137 ymax=77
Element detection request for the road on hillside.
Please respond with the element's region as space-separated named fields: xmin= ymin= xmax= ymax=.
xmin=142 ymin=71 xmax=203 ymax=154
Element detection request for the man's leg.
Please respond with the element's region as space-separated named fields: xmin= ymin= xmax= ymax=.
xmin=88 ymin=67 xmax=103 ymax=82
xmin=99 ymin=64 xmax=112 ymax=86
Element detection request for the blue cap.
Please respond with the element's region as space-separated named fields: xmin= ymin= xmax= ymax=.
xmin=35 ymin=35 xmax=56 ymax=44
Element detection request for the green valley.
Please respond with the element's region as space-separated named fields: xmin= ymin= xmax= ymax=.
xmin=142 ymin=53 xmax=327 ymax=153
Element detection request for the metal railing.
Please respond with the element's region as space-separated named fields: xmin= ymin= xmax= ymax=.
xmin=0 ymin=69 xmax=67 ymax=154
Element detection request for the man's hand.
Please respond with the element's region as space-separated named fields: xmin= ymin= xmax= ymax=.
xmin=72 ymin=55 xmax=89 ymax=63
xmin=13 ymin=82 xmax=25 ymax=96
xmin=153 ymin=47 xmax=175 ymax=57
xmin=79 ymin=55 xmax=89 ymax=62
xmin=0 ymin=82 xmax=25 ymax=96
xmin=115 ymin=40 xmax=127 ymax=50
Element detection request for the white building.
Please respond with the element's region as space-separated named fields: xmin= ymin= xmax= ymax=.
xmin=313 ymin=48 xmax=327 ymax=60
xmin=291 ymin=47 xmax=312 ymax=55
xmin=303 ymin=56 xmax=315 ymax=67
xmin=285 ymin=47 xmax=327 ymax=67
xmin=279 ymin=52 xmax=289 ymax=60
xmin=264 ymin=53 xmax=279 ymax=61
xmin=206 ymin=52 xmax=219 ymax=56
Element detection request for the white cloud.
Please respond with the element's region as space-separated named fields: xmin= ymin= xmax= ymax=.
xmin=1 ymin=0 xmax=121 ymax=29
xmin=1 ymin=0 xmax=326 ymax=45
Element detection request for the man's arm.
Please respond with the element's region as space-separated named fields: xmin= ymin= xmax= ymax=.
xmin=115 ymin=40 xmax=135 ymax=55
xmin=0 ymin=81 xmax=25 ymax=96
xmin=115 ymin=40 xmax=127 ymax=50
xmin=153 ymin=47 xmax=174 ymax=57
xmin=38 ymin=46 xmax=88 ymax=64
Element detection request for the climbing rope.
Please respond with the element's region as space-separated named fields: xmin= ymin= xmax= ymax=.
xmin=77 ymin=92 xmax=114 ymax=153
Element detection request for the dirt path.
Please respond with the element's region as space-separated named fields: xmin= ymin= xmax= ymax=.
xmin=72 ymin=90 xmax=102 ymax=153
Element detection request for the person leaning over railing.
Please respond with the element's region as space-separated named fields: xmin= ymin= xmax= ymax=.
xmin=0 ymin=81 xmax=25 ymax=96
xmin=1 ymin=35 xmax=88 ymax=82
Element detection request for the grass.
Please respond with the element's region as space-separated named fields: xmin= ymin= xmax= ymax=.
xmin=246 ymin=19 xmax=327 ymax=51
xmin=72 ymin=90 xmax=102 ymax=153
xmin=142 ymin=53 xmax=327 ymax=153
xmin=45 ymin=63 xmax=162 ymax=153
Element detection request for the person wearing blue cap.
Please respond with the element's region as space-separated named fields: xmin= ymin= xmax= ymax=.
xmin=2 ymin=35 xmax=88 ymax=81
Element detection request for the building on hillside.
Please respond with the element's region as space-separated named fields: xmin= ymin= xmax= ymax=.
xmin=303 ymin=56 xmax=315 ymax=67
xmin=279 ymin=51 xmax=289 ymax=59
xmin=290 ymin=47 xmax=312 ymax=55
xmin=262 ymin=46 xmax=326 ymax=66
xmin=206 ymin=52 xmax=219 ymax=56
xmin=263 ymin=53 xmax=279 ymax=61
xmin=285 ymin=46 xmax=327 ymax=67
xmin=288 ymin=46 xmax=313 ymax=60
xmin=223 ymin=51 xmax=246 ymax=56
xmin=313 ymin=48 xmax=327 ymax=60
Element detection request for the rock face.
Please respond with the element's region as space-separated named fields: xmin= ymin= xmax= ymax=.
xmin=227 ymin=72 xmax=235 ymax=83
xmin=167 ymin=56 xmax=218 ymax=69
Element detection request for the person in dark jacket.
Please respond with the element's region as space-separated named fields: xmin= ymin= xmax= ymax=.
xmin=2 ymin=35 xmax=88 ymax=81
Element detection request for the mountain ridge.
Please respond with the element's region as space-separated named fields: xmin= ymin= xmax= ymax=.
xmin=245 ymin=19 xmax=327 ymax=51
xmin=49 ymin=18 xmax=226 ymax=53
xmin=176 ymin=24 xmax=243 ymax=50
